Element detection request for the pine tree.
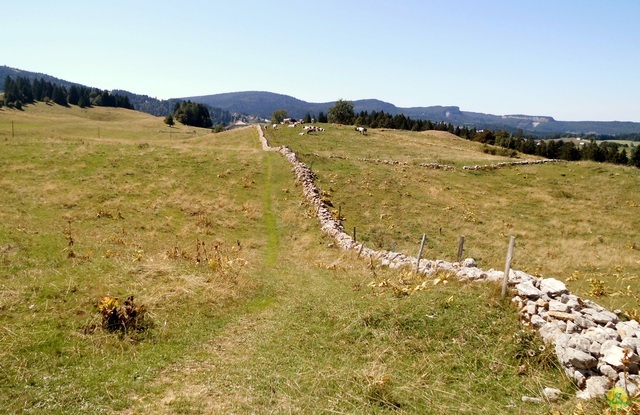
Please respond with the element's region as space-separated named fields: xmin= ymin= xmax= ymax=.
xmin=617 ymin=148 xmax=629 ymax=165
xmin=629 ymin=145 xmax=640 ymax=168
xmin=32 ymin=78 xmax=45 ymax=101
xmin=52 ymin=85 xmax=68 ymax=106
xmin=16 ymin=77 xmax=34 ymax=103
xmin=559 ymin=141 xmax=581 ymax=161
xmin=3 ymin=76 xmax=18 ymax=103
xmin=67 ymin=85 xmax=80 ymax=105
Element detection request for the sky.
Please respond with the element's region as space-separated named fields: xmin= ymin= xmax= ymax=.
xmin=4 ymin=0 xmax=640 ymax=122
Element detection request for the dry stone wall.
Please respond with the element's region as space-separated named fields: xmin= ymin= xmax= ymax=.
xmin=256 ymin=126 xmax=639 ymax=400
xmin=462 ymin=159 xmax=564 ymax=171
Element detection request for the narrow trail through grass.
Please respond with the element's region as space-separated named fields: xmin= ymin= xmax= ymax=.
xmin=121 ymin=128 xmax=304 ymax=413
xmin=262 ymin=152 xmax=280 ymax=268
xmin=122 ymin=127 xmax=577 ymax=415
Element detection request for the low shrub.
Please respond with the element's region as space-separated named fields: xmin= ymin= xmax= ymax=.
xmin=96 ymin=295 xmax=152 ymax=338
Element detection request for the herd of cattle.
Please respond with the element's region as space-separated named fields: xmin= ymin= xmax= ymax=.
xmin=266 ymin=122 xmax=367 ymax=136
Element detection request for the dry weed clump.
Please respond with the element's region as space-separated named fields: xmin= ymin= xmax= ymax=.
xmin=85 ymin=295 xmax=153 ymax=340
xmin=164 ymin=239 xmax=249 ymax=288
xmin=166 ymin=239 xmax=243 ymax=266
xmin=61 ymin=220 xmax=93 ymax=261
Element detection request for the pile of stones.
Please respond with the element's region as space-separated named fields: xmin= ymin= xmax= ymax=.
xmin=513 ymin=276 xmax=640 ymax=400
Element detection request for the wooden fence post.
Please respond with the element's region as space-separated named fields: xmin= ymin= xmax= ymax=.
xmin=416 ymin=234 xmax=427 ymax=273
xmin=353 ymin=227 xmax=356 ymax=243
xmin=501 ymin=236 xmax=516 ymax=298
xmin=457 ymin=235 xmax=465 ymax=263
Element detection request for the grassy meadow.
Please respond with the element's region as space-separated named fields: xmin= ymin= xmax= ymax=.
xmin=0 ymin=103 xmax=638 ymax=414
xmin=266 ymin=125 xmax=640 ymax=315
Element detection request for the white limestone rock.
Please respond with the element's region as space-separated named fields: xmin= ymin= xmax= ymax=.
xmin=563 ymin=347 xmax=598 ymax=371
xmin=576 ymin=376 xmax=612 ymax=400
xmin=582 ymin=308 xmax=619 ymax=325
xmin=539 ymin=323 xmax=565 ymax=344
xmin=617 ymin=321 xmax=640 ymax=338
xmin=542 ymin=387 xmax=562 ymax=402
xmin=574 ymin=314 xmax=597 ymax=329
xmin=590 ymin=341 xmax=603 ymax=356
xmin=601 ymin=340 xmax=622 ymax=356
xmin=568 ymin=336 xmax=592 ymax=354
xmin=510 ymin=270 xmax=537 ymax=285
xmin=616 ymin=374 xmax=640 ymax=397
xmin=565 ymin=320 xmax=579 ymax=334
xmin=484 ymin=269 xmax=504 ymax=282
xmin=539 ymin=278 xmax=569 ymax=297
xmin=621 ymin=338 xmax=640 ymax=354
xmin=516 ymin=281 xmax=543 ymax=299
xmin=461 ymin=257 xmax=477 ymax=268
xmin=602 ymin=346 xmax=640 ymax=371
xmin=598 ymin=363 xmax=619 ymax=380
xmin=531 ymin=314 xmax=546 ymax=328
xmin=549 ymin=299 xmax=570 ymax=313
xmin=583 ymin=327 xmax=612 ymax=345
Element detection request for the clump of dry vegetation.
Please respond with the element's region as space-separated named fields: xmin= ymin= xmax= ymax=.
xmin=87 ymin=295 xmax=152 ymax=338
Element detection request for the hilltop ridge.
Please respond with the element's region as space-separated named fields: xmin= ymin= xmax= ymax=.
xmin=2 ymin=65 xmax=640 ymax=136
xmin=183 ymin=91 xmax=640 ymax=136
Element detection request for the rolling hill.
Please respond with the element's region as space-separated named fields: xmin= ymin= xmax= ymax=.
xmin=184 ymin=91 xmax=640 ymax=136
xmin=3 ymin=65 xmax=640 ymax=136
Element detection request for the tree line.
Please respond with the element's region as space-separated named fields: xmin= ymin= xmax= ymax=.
xmin=479 ymin=129 xmax=640 ymax=167
xmin=2 ymin=76 xmax=134 ymax=110
xmin=164 ymin=101 xmax=214 ymax=129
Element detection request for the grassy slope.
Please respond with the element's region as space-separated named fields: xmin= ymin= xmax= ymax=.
xmin=0 ymin=104 xmax=636 ymax=414
xmin=266 ymin=125 xmax=640 ymax=315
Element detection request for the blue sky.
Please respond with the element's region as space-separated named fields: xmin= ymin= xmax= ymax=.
xmin=4 ymin=1 xmax=640 ymax=121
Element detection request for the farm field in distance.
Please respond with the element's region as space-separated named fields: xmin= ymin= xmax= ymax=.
xmin=1 ymin=103 xmax=639 ymax=414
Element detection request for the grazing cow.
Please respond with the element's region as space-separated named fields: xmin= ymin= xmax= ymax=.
xmin=356 ymin=126 xmax=367 ymax=135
